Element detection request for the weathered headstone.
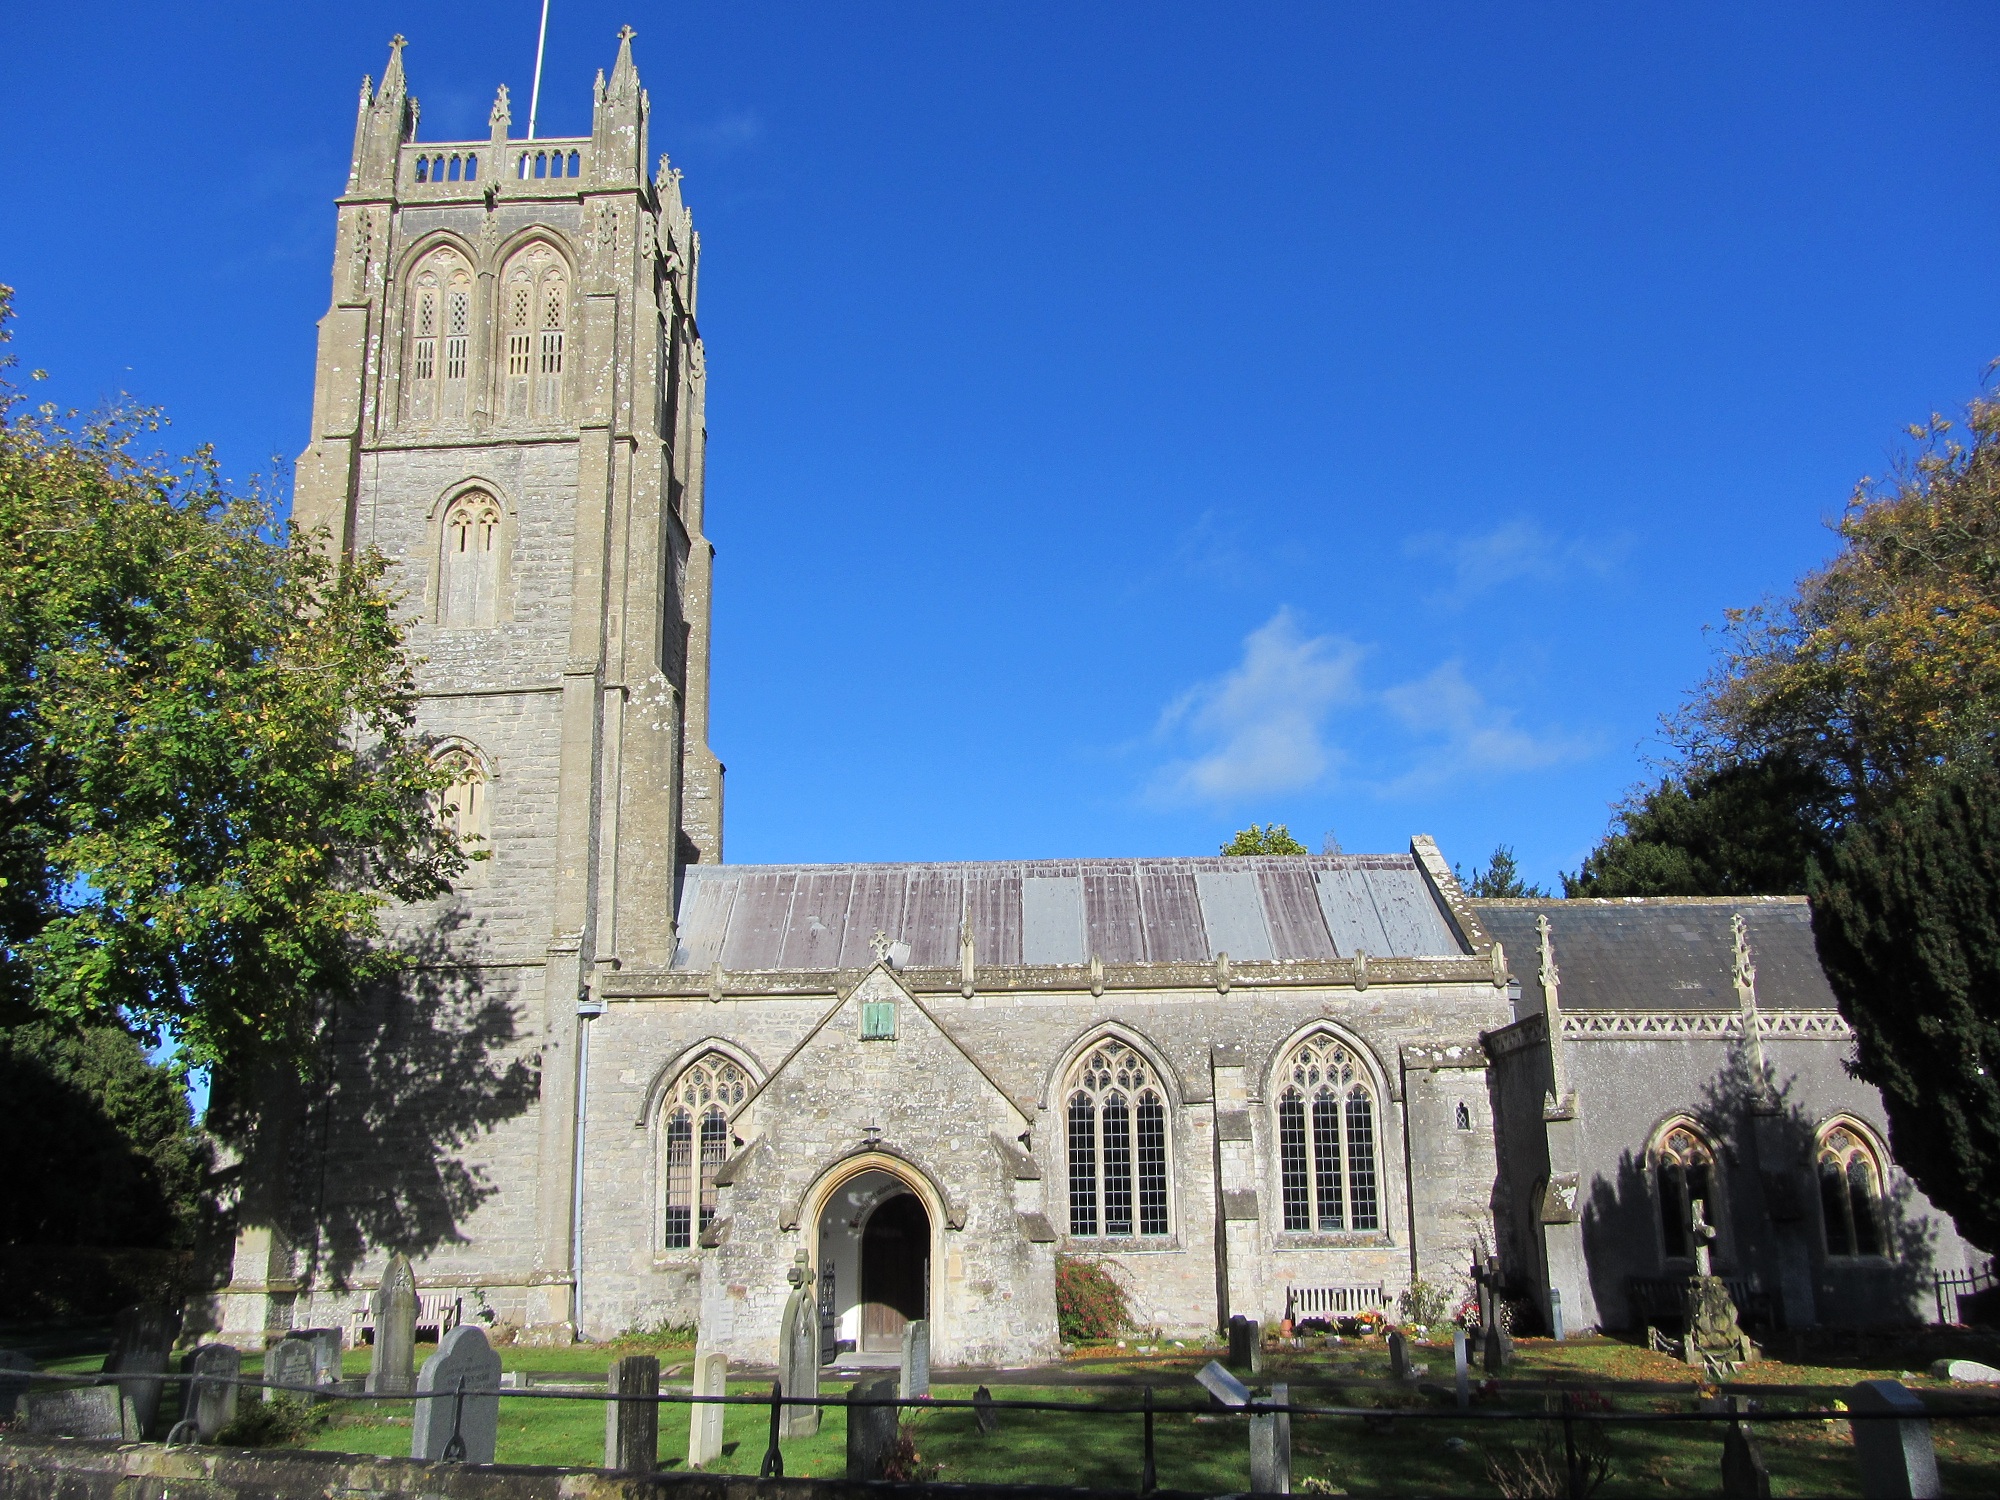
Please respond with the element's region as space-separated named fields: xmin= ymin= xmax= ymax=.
xmin=780 ymin=1285 xmax=822 ymax=1437
xmin=263 ymin=1336 xmax=316 ymax=1404
xmin=899 ymin=1318 xmax=930 ymax=1400
xmin=1228 ymin=1315 xmax=1262 ymax=1373
xmin=295 ymin=1327 xmax=344 ymax=1389
xmin=846 ymin=1376 xmax=897 ymax=1480
xmin=1452 ymin=1328 xmax=1470 ymax=1411
xmin=1197 ymin=1359 xmax=1252 ymax=1408
xmin=183 ymin=1344 xmax=242 ymax=1442
xmin=1848 ymin=1379 xmax=1939 ymax=1500
xmin=1549 ymin=1287 xmax=1566 ymax=1342
xmin=1472 ymin=1256 xmax=1514 ymax=1373
xmin=410 ymin=1325 xmax=503 ymax=1464
xmin=1722 ymin=1400 xmax=1771 ymax=1500
xmin=1387 ymin=1330 xmax=1411 ymax=1382
xmin=973 ymin=1384 xmax=998 ymax=1434
xmin=25 ymin=1385 xmax=126 ymax=1439
xmin=105 ymin=1302 xmax=177 ymax=1438
xmin=687 ymin=1350 xmax=728 ymax=1470
xmin=368 ymin=1253 xmax=420 ymax=1395
xmin=604 ymin=1354 xmax=658 ymax=1473
xmin=0 ymin=1350 xmax=36 ymax=1421
xmin=1929 ymin=1359 xmax=2000 ymax=1384
xmin=1249 ymin=1381 xmax=1292 ymax=1494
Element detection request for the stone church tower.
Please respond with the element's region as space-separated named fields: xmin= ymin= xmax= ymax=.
xmin=223 ymin=30 xmax=721 ymax=1343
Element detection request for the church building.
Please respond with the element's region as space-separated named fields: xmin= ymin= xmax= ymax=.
xmin=216 ymin=32 xmax=1974 ymax=1366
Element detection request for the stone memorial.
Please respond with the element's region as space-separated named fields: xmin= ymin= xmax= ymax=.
xmin=263 ymin=1337 xmax=316 ymax=1403
xmin=780 ymin=1268 xmax=821 ymax=1438
xmin=1197 ymin=1359 xmax=1252 ymax=1408
xmin=183 ymin=1344 xmax=242 ymax=1441
xmin=1472 ymin=1256 xmax=1514 ymax=1373
xmin=25 ymin=1385 xmax=125 ymax=1439
xmin=1387 ymin=1330 xmax=1410 ymax=1382
xmin=1929 ymin=1359 xmax=2000 ymax=1384
xmin=296 ymin=1327 xmax=344 ymax=1389
xmin=1721 ymin=1399 xmax=1771 ymax=1500
xmin=1681 ymin=1204 xmax=1755 ymax=1372
xmin=899 ymin=1318 xmax=930 ymax=1400
xmin=0 ymin=1350 xmax=35 ymax=1421
xmin=411 ymin=1325 xmax=503 ymax=1463
xmin=369 ymin=1253 xmax=420 ymax=1395
xmin=1848 ymin=1379 xmax=1939 ymax=1500
xmin=1228 ymin=1315 xmax=1262 ymax=1373
xmin=973 ymin=1384 xmax=998 ymax=1434
xmin=604 ymin=1354 xmax=658 ymax=1473
xmin=1549 ymin=1287 xmax=1566 ymax=1342
xmin=1249 ymin=1381 xmax=1292 ymax=1494
xmin=687 ymin=1350 xmax=728 ymax=1470
xmin=846 ymin=1376 xmax=897 ymax=1481
xmin=1453 ymin=1328 xmax=1470 ymax=1410
xmin=105 ymin=1302 xmax=177 ymax=1439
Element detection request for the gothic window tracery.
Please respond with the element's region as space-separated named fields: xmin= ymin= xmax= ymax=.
xmin=438 ymin=491 xmax=503 ymax=628
xmin=1653 ymin=1121 xmax=1718 ymax=1261
xmin=1818 ymin=1123 xmax=1886 ymax=1258
xmin=432 ymin=746 xmax=490 ymax=884
xmin=661 ymin=1056 xmax=749 ymax=1250
xmin=405 ymin=250 xmax=472 ymax=426
xmin=1064 ymin=1041 xmax=1169 ymax=1239
xmin=1275 ymin=1034 xmax=1380 ymax=1232
xmin=501 ymin=245 xmax=568 ymax=421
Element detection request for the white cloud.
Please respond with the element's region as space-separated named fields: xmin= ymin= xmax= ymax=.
xmin=1148 ymin=610 xmax=1365 ymax=803
xmin=1378 ymin=660 xmax=1595 ymax=793
xmin=1406 ymin=518 xmax=1629 ymax=600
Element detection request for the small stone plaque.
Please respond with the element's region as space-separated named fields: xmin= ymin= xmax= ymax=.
xmin=26 ymin=1385 xmax=126 ymax=1439
xmin=0 ymin=1350 xmax=36 ymax=1421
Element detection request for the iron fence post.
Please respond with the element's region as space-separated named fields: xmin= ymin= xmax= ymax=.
xmin=1141 ymin=1385 xmax=1157 ymax=1494
xmin=760 ymin=1379 xmax=785 ymax=1478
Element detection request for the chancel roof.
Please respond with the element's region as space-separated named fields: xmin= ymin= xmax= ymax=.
xmin=671 ymin=855 xmax=1469 ymax=972
xmin=1473 ymin=897 xmax=1839 ymax=1013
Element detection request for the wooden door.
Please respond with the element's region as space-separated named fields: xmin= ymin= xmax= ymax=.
xmin=860 ymin=1193 xmax=929 ymax=1353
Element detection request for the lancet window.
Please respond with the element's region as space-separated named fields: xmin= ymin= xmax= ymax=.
xmin=1275 ymin=1034 xmax=1380 ymax=1232
xmin=433 ymin=745 xmax=489 ymax=854
xmin=438 ymin=491 xmax=503 ymax=628
xmin=405 ymin=251 xmax=472 ymax=425
xmin=1065 ymin=1041 xmax=1169 ymax=1238
xmin=661 ymin=1056 xmax=748 ymax=1250
xmin=1654 ymin=1122 xmax=1718 ymax=1261
xmin=1818 ymin=1123 xmax=1886 ymax=1258
xmin=501 ymin=245 xmax=569 ymax=420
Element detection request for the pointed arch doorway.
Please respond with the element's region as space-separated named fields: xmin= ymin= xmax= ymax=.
xmin=815 ymin=1167 xmax=931 ymax=1361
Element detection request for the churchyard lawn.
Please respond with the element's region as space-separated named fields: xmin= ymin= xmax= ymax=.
xmin=259 ymin=1331 xmax=2000 ymax=1495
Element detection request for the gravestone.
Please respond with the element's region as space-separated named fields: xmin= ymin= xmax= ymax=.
xmin=410 ymin=1325 xmax=502 ymax=1463
xmin=0 ymin=1350 xmax=36 ymax=1421
xmin=1387 ymin=1330 xmax=1410 ymax=1382
xmin=1682 ymin=1202 xmax=1755 ymax=1371
xmin=1249 ymin=1381 xmax=1292 ymax=1494
xmin=25 ymin=1385 xmax=125 ymax=1439
xmin=183 ymin=1344 xmax=241 ymax=1442
xmin=295 ymin=1327 xmax=344 ymax=1389
xmin=973 ymin=1384 xmax=998 ymax=1434
xmin=1228 ymin=1315 xmax=1262 ymax=1373
xmin=604 ymin=1354 xmax=658 ymax=1473
xmin=1929 ymin=1359 xmax=2000 ymax=1384
xmin=263 ymin=1337 xmax=316 ymax=1404
xmin=105 ymin=1301 xmax=177 ymax=1438
xmin=1452 ymin=1328 xmax=1470 ymax=1410
xmin=846 ymin=1376 xmax=897 ymax=1480
xmin=1472 ymin=1256 xmax=1514 ymax=1373
xmin=368 ymin=1253 xmax=419 ymax=1395
xmin=1721 ymin=1400 xmax=1771 ymax=1500
xmin=1848 ymin=1379 xmax=1939 ymax=1500
xmin=780 ymin=1284 xmax=821 ymax=1437
xmin=687 ymin=1350 xmax=728 ymax=1470
xmin=899 ymin=1318 xmax=930 ymax=1400
xmin=1549 ymin=1287 xmax=1566 ymax=1342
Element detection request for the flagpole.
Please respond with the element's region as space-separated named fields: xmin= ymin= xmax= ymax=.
xmin=527 ymin=0 xmax=552 ymax=139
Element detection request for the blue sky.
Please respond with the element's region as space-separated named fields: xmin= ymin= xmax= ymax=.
xmin=6 ymin=2 xmax=1999 ymax=889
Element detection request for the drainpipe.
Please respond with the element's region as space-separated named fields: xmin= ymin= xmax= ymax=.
xmin=572 ymin=991 xmax=606 ymax=1334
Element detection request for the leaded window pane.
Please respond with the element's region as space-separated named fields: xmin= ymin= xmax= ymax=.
xmin=1064 ymin=1043 xmax=1169 ymax=1237
xmin=1278 ymin=1092 xmax=1310 ymax=1231
xmin=698 ymin=1108 xmax=728 ymax=1233
xmin=1136 ymin=1092 xmax=1168 ymax=1237
xmin=1067 ymin=1091 xmax=1098 ymax=1236
xmin=1102 ymin=1093 xmax=1133 ymax=1236
xmin=1313 ymin=1091 xmax=1345 ymax=1230
xmin=663 ymin=1109 xmax=693 ymax=1249
xmin=1345 ymin=1086 xmax=1378 ymax=1230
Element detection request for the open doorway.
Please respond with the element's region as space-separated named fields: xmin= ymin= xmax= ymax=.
xmin=815 ymin=1168 xmax=931 ymax=1362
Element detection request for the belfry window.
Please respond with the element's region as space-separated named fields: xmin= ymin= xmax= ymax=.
xmin=662 ymin=1056 xmax=748 ymax=1250
xmin=438 ymin=491 xmax=503 ymax=628
xmin=501 ymin=245 xmax=568 ymax=420
xmin=1819 ymin=1123 xmax=1886 ymax=1257
xmin=434 ymin=747 xmax=489 ymax=858
xmin=1275 ymin=1034 xmax=1381 ymax=1232
xmin=406 ymin=251 xmax=471 ymax=425
xmin=1064 ymin=1041 xmax=1169 ymax=1239
xmin=1654 ymin=1123 xmax=1718 ymax=1261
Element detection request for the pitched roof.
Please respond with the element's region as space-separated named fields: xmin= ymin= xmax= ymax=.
xmin=672 ymin=854 xmax=1468 ymax=971
xmin=1472 ymin=897 xmax=1838 ymax=1013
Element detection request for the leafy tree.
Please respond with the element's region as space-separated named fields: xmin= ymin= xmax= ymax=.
xmin=0 ymin=284 xmax=467 ymax=1075
xmin=1221 ymin=822 xmax=1309 ymax=856
xmin=0 ymin=1021 xmax=211 ymax=1249
xmin=1809 ymin=759 xmax=2000 ymax=1253
xmin=1459 ymin=844 xmax=1546 ymax=899
xmin=1564 ymin=755 xmax=1837 ymax=897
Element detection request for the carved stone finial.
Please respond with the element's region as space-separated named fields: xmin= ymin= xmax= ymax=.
xmin=490 ymin=83 xmax=512 ymax=130
xmin=1536 ymin=914 xmax=1560 ymax=995
xmin=870 ymin=930 xmax=892 ymax=964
